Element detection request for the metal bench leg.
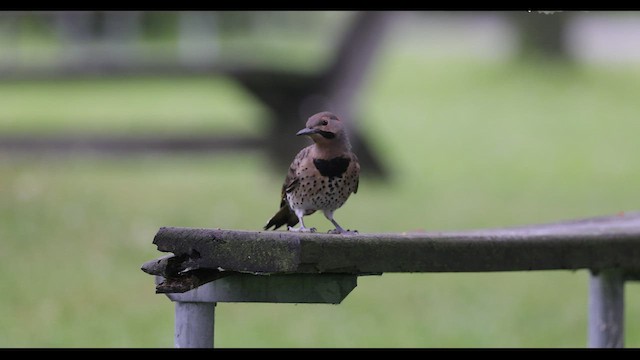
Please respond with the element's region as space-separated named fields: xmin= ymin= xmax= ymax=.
xmin=588 ymin=269 xmax=624 ymax=348
xmin=175 ymin=302 xmax=216 ymax=348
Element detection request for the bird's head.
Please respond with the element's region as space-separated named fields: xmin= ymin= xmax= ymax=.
xmin=296 ymin=111 xmax=349 ymax=148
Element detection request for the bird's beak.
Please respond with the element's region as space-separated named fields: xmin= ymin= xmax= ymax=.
xmin=296 ymin=127 xmax=318 ymax=137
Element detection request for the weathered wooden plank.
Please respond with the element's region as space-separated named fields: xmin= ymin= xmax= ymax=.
xmin=141 ymin=254 xmax=235 ymax=293
xmin=150 ymin=212 xmax=640 ymax=276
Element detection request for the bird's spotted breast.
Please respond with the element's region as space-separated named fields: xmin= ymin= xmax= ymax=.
xmin=313 ymin=157 xmax=350 ymax=179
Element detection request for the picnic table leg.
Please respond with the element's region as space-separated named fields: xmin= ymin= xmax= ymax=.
xmin=588 ymin=268 xmax=624 ymax=348
xmin=174 ymin=301 xmax=216 ymax=348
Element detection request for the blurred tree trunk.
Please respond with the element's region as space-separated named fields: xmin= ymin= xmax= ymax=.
xmin=510 ymin=11 xmax=573 ymax=60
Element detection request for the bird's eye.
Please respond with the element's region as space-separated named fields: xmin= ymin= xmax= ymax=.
xmin=320 ymin=120 xmax=328 ymax=126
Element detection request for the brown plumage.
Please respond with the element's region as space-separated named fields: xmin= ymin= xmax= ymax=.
xmin=264 ymin=111 xmax=360 ymax=234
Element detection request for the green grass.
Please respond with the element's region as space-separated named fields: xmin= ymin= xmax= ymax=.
xmin=0 ymin=76 xmax=267 ymax=136
xmin=1 ymin=47 xmax=640 ymax=347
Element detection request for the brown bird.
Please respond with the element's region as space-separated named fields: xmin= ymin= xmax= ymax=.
xmin=264 ymin=111 xmax=360 ymax=234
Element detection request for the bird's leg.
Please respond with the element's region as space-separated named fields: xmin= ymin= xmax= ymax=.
xmin=324 ymin=210 xmax=358 ymax=235
xmin=287 ymin=212 xmax=316 ymax=233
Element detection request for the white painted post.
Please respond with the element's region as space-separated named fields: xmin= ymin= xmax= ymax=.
xmin=588 ymin=269 xmax=624 ymax=348
xmin=174 ymin=302 xmax=216 ymax=348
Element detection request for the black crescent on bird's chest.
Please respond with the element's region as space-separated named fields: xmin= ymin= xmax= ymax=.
xmin=313 ymin=157 xmax=351 ymax=179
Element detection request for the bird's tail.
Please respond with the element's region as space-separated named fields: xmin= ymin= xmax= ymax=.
xmin=264 ymin=205 xmax=299 ymax=230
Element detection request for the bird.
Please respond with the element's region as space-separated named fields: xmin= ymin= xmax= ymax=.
xmin=264 ymin=111 xmax=360 ymax=234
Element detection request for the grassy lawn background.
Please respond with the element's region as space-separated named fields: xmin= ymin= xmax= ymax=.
xmin=1 ymin=42 xmax=639 ymax=347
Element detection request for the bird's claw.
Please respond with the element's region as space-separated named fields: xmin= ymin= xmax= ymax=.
xmin=288 ymin=226 xmax=317 ymax=233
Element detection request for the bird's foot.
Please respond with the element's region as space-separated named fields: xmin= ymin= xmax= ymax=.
xmin=288 ymin=226 xmax=317 ymax=233
xmin=327 ymin=228 xmax=359 ymax=235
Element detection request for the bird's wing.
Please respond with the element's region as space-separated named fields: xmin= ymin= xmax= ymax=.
xmin=279 ymin=178 xmax=298 ymax=208
xmin=351 ymin=152 xmax=360 ymax=194
xmin=278 ymin=145 xmax=311 ymax=207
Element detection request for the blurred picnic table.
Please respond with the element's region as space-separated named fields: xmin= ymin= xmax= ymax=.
xmin=0 ymin=11 xmax=394 ymax=178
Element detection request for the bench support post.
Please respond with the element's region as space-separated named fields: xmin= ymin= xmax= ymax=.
xmin=174 ymin=302 xmax=216 ymax=348
xmin=161 ymin=273 xmax=358 ymax=348
xmin=588 ymin=268 xmax=624 ymax=348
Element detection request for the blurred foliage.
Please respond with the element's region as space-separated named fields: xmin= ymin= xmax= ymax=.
xmin=141 ymin=12 xmax=180 ymax=38
xmin=0 ymin=11 xmax=351 ymax=70
xmin=510 ymin=11 xmax=573 ymax=60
